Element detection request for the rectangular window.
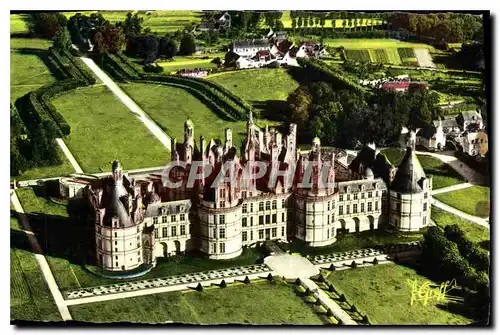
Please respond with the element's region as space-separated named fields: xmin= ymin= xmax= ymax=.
xmin=272 ymin=214 xmax=277 ymax=223
xmin=353 ymin=204 xmax=358 ymax=213
xmin=347 ymin=194 xmax=350 ymax=201
xmin=259 ymin=229 xmax=264 ymax=240
xmin=242 ymin=231 xmax=248 ymax=242
xmin=171 ymin=226 xmax=177 ymax=237
xmin=115 ymin=248 xmax=118 ymax=252
xmin=115 ymin=255 xmax=118 ymax=260
xmin=219 ymin=228 xmax=226 ymax=239
xmin=272 ymin=228 xmax=277 ymax=238
xmin=180 ymin=225 xmax=186 ymax=235
xmin=180 ymin=214 xmax=185 ymax=221
xmin=213 ymin=228 xmax=217 ymax=238
xmin=339 ymin=205 xmax=343 ymax=215
xmin=368 ymin=202 xmax=372 ymax=212
xmin=171 ymin=215 xmax=176 ymax=222
xmin=361 ymin=203 xmax=365 ymax=213
xmin=162 ymin=227 xmax=168 ymax=238
xmin=242 ymin=204 xmax=248 ymax=213
xmin=282 ymin=199 xmax=285 ymax=207
xmin=375 ymin=201 xmax=379 ymax=210
xmin=397 ymin=203 xmax=402 ymax=212
xmin=339 ymin=195 xmax=343 ymax=202
xmin=153 ymin=217 xmax=158 ymax=224
xmin=376 ymin=191 xmax=379 ymax=197
xmin=242 ymin=191 xmax=247 ymax=198
xmin=361 ymin=193 xmax=364 ymax=199
xmin=242 ymin=217 xmax=247 ymax=227
xmin=259 ymin=202 xmax=264 ymax=211
xmin=423 ymin=203 xmax=427 ymax=211
xmin=346 ymin=205 xmax=350 ymax=214
xmin=424 ymin=193 xmax=428 ymax=199
xmin=282 ymin=213 xmax=285 ymax=222
xmin=154 ymin=228 xmax=158 ymax=238
xmin=250 ymin=217 xmax=253 ymax=226
xmin=162 ymin=216 xmax=167 ymax=223
xmin=272 ymin=200 xmax=277 ymax=209
xmin=265 ymin=215 xmax=271 ymax=224
xmin=220 ymin=243 xmax=225 ymax=253
xmin=211 ymin=243 xmax=217 ymax=253
xmin=281 ymin=226 xmax=285 ymax=236
xmin=250 ymin=203 xmax=254 ymax=212
xmin=368 ymin=191 xmax=372 ymax=198
xmin=219 ymin=201 xmax=224 ymax=208
xmin=259 ymin=216 xmax=264 ymax=225
xmin=116 ymin=262 xmax=118 ymax=267
xmin=266 ymin=201 xmax=271 ymax=210
xmin=354 ymin=193 xmax=358 ymax=200
xmin=220 ymin=215 xmax=225 ymax=224
xmin=115 ymin=241 xmax=117 ymax=245
xmin=213 ymin=215 xmax=217 ymax=224
xmin=250 ymin=231 xmax=254 ymax=240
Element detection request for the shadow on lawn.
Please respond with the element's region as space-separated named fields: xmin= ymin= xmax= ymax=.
xmin=15 ymin=48 xmax=68 ymax=81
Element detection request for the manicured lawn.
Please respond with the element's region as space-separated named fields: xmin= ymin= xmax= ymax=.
xmin=51 ymin=85 xmax=170 ymax=173
xmin=120 ymin=83 xmax=280 ymax=149
xmin=431 ymin=207 xmax=490 ymax=247
xmin=10 ymin=14 xmax=29 ymax=34
xmin=326 ymin=263 xmax=472 ymax=325
xmin=69 ymin=280 xmax=327 ymax=324
xmin=380 ymin=148 xmax=464 ymax=189
xmin=286 ymin=229 xmax=423 ymax=256
xmin=208 ymin=68 xmax=299 ymax=104
xmin=10 ymin=212 xmax=62 ymax=322
xmin=434 ymin=186 xmax=490 ymax=218
xmin=157 ymin=54 xmax=224 ymax=73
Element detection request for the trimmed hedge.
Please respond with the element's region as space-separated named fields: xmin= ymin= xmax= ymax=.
xmin=50 ymin=47 xmax=83 ymax=81
xmin=61 ymin=48 xmax=97 ymax=84
xmin=105 ymin=53 xmax=140 ymax=79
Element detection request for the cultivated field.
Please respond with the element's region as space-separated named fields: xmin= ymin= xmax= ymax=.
xmin=431 ymin=207 xmax=489 ymax=247
xmin=325 ymin=263 xmax=472 ymax=325
xmin=68 ymin=280 xmax=327 ymax=324
xmin=434 ymin=186 xmax=490 ymax=217
xmin=51 ymin=85 xmax=170 ymax=173
xmin=120 ymin=83 xmax=280 ymax=149
xmin=207 ymin=68 xmax=299 ymax=104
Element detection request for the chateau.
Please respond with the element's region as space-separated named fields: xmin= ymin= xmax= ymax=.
xmin=60 ymin=112 xmax=432 ymax=272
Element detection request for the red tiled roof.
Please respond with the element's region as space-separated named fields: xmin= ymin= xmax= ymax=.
xmin=382 ymin=81 xmax=410 ymax=90
xmin=257 ymin=50 xmax=270 ymax=57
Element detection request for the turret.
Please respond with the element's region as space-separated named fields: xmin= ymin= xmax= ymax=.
xmin=112 ymin=160 xmax=123 ymax=186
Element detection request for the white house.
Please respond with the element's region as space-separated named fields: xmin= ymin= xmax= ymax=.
xmin=232 ymin=39 xmax=270 ymax=58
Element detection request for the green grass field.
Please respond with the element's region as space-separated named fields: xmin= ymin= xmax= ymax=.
xmin=324 ymin=39 xmax=435 ymax=50
xmin=10 ymin=14 xmax=29 ymax=34
xmin=10 ymin=212 xmax=62 ymax=322
xmin=434 ymin=186 xmax=490 ymax=218
xmin=62 ymin=10 xmax=202 ymax=33
xmin=69 ymin=280 xmax=327 ymax=324
xmin=120 ymin=83 xmax=280 ymax=149
xmin=431 ymin=207 xmax=489 ymax=247
xmin=51 ymin=85 xmax=170 ymax=173
xmin=326 ymin=263 xmax=472 ymax=325
xmin=157 ymin=54 xmax=224 ymax=73
xmin=207 ymin=68 xmax=299 ymax=104
xmin=380 ymin=149 xmax=464 ymax=189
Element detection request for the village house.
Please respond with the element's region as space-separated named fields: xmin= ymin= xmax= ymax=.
xmin=176 ymin=69 xmax=209 ymax=78
xmin=232 ymin=39 xmax=270 ymax=58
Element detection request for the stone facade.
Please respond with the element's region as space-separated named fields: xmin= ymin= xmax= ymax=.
xmin=78 ymin=112 xmax=431 ymax=272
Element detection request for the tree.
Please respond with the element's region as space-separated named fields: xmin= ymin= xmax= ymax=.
xmin=26 ymin=13 xmax=68 ymax=38
xmin=287 ymin=86 xmax=312 ymax=127
xmin=211 ymin=57 xmax=222 ymax=67
xmin=120 ymin=12 xmax=143 ymax=38
xmin=179 ymin=33 xmax=196 ymax=55
xmin=158 ymin=36 xmax=177 ymax=59
xmin=53 ymin=26 xmax=72 ymax=51
xmin=92 ymin=24 xmax=126 ymax=54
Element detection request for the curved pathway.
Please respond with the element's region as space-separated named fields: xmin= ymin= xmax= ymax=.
xmin=431 ymin=198 xmax=489 ymax=229
xmin=431 ymin=182 xmax=473 ymax=195
xmin=80 ymin=57 xmax=172 ymax=149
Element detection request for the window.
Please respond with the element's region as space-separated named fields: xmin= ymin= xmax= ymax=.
xmin=162 ymin=216 xmax=167 ymax=223
xmin=115 ymin=255 xmax=118 ymax=260
xmin=375 ymin=201 xmax=379 ymax=210
xmin=339 ymin=195 xmax=344 ymax=202
xmin=327 ymin=229 xmax=329 ymax=239
xmin=220 ymin=243 xmax=225 ymax=253
xmin=243 ymin=204 xmax=248 ymax=213
xmin=171 ymin=226 xmax=177 ymax=237
xmin=137 ymin=226 xmax=140 ymax=233
xmin=272 ymin=228 xmax=277 ymax=238
xmin=282 ymin=213 xmax=285 ymax=222
xmin=339 ymin=205 xmax=344 ymax=215
xmin=212 ymin=228 xmax=217 ymax=238
xmin=250 ymin=203 xmax=254 ymax=212
xmin=327 ymin=215 xmax=330 ymax=225
xmin=282 ymin=199 xmax=285 ymax=207
xmin=347 ymin=194 xmax=350 ymax=201
xmin=272 ymin=200 xmax=277 ymax=209
xmin=353 ymin=204 xmax=358 ymax=213
xmin=211 ymin=243 xmax=217 ymax=253
xmin=250 ymin=217 xmax=254 ymax=226
xmin=116 ymin=262 xmax=119 ymax=267
xmin=213 ymin=215 xmax=217 ymax=224
xmin=397 ymin=203 xmax=402 ymax=212
xmin=327 ymin=201 xmax=330 ymax=211
xmin=354 ymin=193 xmax=358 ymax=200
xmin=162 ymin=227 xmax=168 ymax=238
xmin=250 ymin=231 xmax=254 ymax=240
xmin=346 ymin=205 xmax=350 ymax=214
xmin=266 ymin=201 xmax=271 ymax=210
xmin=242 ymin=217 xmax=248 ymax=227
xmin=242 ymin=231 xmax=248 ymax=242
xmin=423 ymin=203 xmax=427 ymax=211
xmin=281 ymin=226 xmax=285 ymax=236
xmin=259 ymin=202 xmax=264 ymax=211
xmin=219 ymin=228 xmax=225 ymax=239
xmin=180 ymin=214 xmax=185 ymax=221
xmin=272 ymin=214 xmax=277 ymax=223
xmin=220 ymin=189 xmax=225 ymax=198
xmin=259 ymin=229 xmax=264 ymax=240
xmin=361 ymin=203 xmax=365 ymax=213
xmin=259 ymin=216 xmax=264 ymax=225
xmin=153 ymin=217 xmax=158 ymax=224
xmin=361 ymin=193 xmax=364 ymax=199
xmin=368 ymin=191 xmax=372 ymax=198
xmin=424 ymin=193 xmax=428 ymax=199
xmin=368 ymin=202 xmax=372 ymax=212
xmin=265 ymin=215 xmax=271 ymax=224
xmin=180 ymin=225 xmax=186 ymax=235
xmin=219 ymin=201 xmax=225 ymax=208
xmin=115 ymin=241 xmax=117 ymax=245
xmin=171 ymin=215 xmax=176 ymax=222
xmin=242 ymin=191 xmax=247 ymax=198
xmin=154 ymin=228 xmax=158 ymax=238
xmin=115 ymin=248 xmax=118 ymax=252
xmin=376 ymin=191 xmax=379 ymax=197
xmin=220 ymin=215 xmax=225 ymax=224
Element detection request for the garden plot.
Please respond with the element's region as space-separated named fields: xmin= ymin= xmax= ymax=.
xmin=414 ymin=48 xmax=436 ymax=68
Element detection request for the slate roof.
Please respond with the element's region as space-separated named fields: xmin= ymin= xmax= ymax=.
xmin=391 ymin=147 xmax=426 ymax=193
xmin=102 ymin=183 xmax=132 ymax=227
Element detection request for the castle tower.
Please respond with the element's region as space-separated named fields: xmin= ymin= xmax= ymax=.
xmin=225 ymin=128 xmax=233 ymax=153
xmin=184 ymin=119 xmax=194 ymax=163
xmin=112 ymin=160 xmax=123 ymax=186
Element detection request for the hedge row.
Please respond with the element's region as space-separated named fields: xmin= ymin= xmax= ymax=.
xmin=114 ymin=53 xmax=144 ymax=76
xmin=104 ymin=53 xmax=140 ymax=79
xmin=46 ymin=54 xmax=70 ymax=80
xmin=50 ymin=47 xmax=84 ymax=81
xmin=61 ymin=48 xmax=97 ymax=84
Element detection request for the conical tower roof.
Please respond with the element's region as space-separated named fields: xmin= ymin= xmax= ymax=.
xmin=391 ymin=147 xmax=426 ymax=193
